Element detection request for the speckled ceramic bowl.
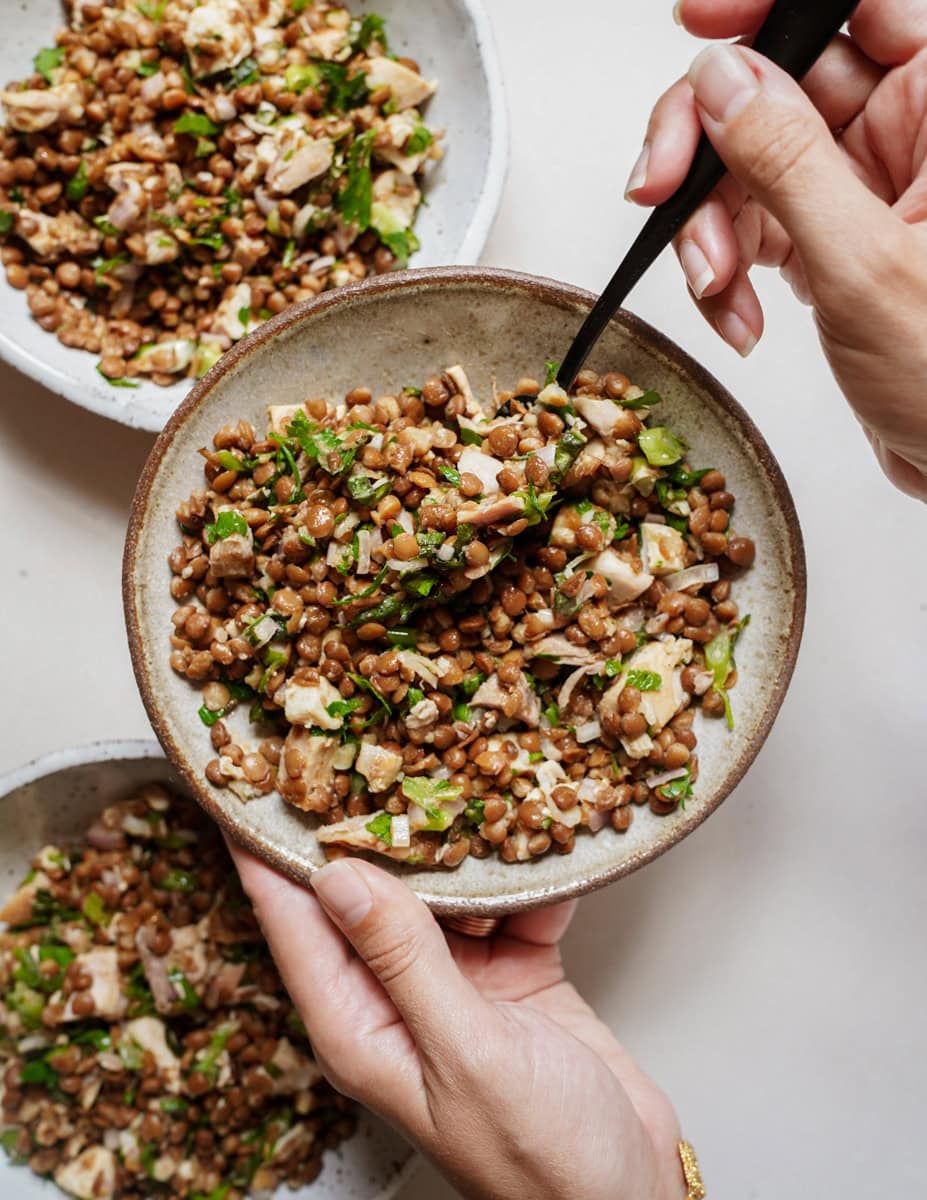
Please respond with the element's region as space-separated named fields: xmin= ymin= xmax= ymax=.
xmin=0 ymin=0 xmax=507 ymax=432
xmin=123 ymin=266 xmax=806 ymax=918
xmin=0 ymin=740 xmax=418 ymax=1200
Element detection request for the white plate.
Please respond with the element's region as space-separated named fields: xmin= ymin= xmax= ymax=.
xmin=0 ymin=0 xmax=507 ymax=431
xmin=0 ymin=740 xmax=418 ymax=1200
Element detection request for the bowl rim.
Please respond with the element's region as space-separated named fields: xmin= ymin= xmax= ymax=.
xmin=123 ymin=264 xmax=807 ymax=916
xmin=0 ymin=0 xmax=508 ymax=434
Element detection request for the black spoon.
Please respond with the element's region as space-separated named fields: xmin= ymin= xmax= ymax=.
xmin=557 ymin=0 xmax=861 ymax=390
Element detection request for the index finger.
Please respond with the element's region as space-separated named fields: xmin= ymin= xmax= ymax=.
xmin=678 ymin=0 xmax=927 ymax=65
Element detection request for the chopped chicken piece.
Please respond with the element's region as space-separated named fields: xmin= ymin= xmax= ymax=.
xmin=125 ymin=229 xmax=180 ymax=265
xmin=305 ymin=26 xmax=350 ymax=59
xmin=365 ymin=57 xmax=436 ymax=110
xmin=371 ymin=168 xmax=421 ymax=229
xmin=589 ymin=548 xmax=654 ymax=605
xmin=209 ymin=532 xmax=255 ymax=579
xmin=277 ymin=727 xmax=339 ymax=811
xmin=283 ymin=675 xmax=343 ymax=730
xmin=134 ymin=339 xmax=196 ymax=375
xmin=599 ymin=636 xmax=693 ymax=736
xmin=405 ymin=698 xmax=439 ymax=730
xmin=211 ymin=282 xmax=253 ymax=341
xmin=640 ymin=523 xmax=688 ymax=576
xmin=457 ymin=447 xmax=504 ymax=495
xmin=15 ymin=210 xmax=100 ymax=259
xmin=121 ymin=1017 xmax=181 ymax=1092
xmin=356 ymin=743 xmax=404 ymax=793
xmin=54 ymin=1145 xmax=116 ymax=1200
xmin=316 ymin=812 xmax=415 ymax=859
xmin=574 ymin=395 xmax=632 ymax=438
xmin=456 ymin=494 xmax=526 ymax=528
xmin=1 ymin=84 xmax=84 ymax=132
xmin=472 ymin=671 xmax=541 ymax=727
xmin=0 ymin=870 xmax=50 ymax=925
xmin=268 ymin=1038 xmax=322 ymax=1093
xmin=185 ymin=1 xmax=253 ymax=77
xmin=265 ymin=130 xmax=334 ymax=194
xmin=525 ymin=635 xmax=599 ymax=667
xmin=62 ymin=948 xmax=127 ymax=1022
xmin=376 ymin=111 xmax=433 ymax=173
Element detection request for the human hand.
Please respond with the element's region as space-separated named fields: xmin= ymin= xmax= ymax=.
xmin=627 ymin=0 xmax=927 ymax=500
xmin=229 ymin=845 xmax=686 ymax=1200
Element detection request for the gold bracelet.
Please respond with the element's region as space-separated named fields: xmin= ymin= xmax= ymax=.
xmin=678 ymin=1141 xmax=706 ymax=1199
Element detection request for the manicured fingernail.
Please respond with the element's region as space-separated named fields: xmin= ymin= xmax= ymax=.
xmin=310 ymin=860 xmax=373 ymax=928
xmin=689 ymin=44 xmax=760 ymax=123
xmin=678 ymin=239 xmax=715 ymax=299
xmin=673 ymin=1 xmax=684 ymax=25
xmin=624 ymin=143 xmax=650 ymax=199
xmin=717 ymin=310 xmax=757 ymax=357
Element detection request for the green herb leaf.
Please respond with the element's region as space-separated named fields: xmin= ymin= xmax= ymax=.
xmin=406 ymin=124 xmax=432 ymax=154
xmin=604 ymin=659 xmax=623 ymax=677
xmin=347 ymin=473 xmax=392 ymax=507
xmin=544 ymin=360 xmax=559 ymax=387
xmin=0 ymin=210 xmax=13 ymax=235
xmin=347 ymin=672 xmax=393 ymax=720
xmin=190 ymin=232 xmax=225 ymax=251
xmin=173 ymin=112 xmax=220 ymax=137
xmin=460 ymin=671 xmax=486 ymax=699
xmin=195 ymin=1022 xmax=237 ymax=1084
xmin=334 ymin=564 xmax=389 ymax=607
xmin=285 ymin=62 xmax=321 ymax=93
xmin=365 ymin=812 xmax=393 ymax=845
xmin=380 ymin=227 xmax=420 ymax=267
xmin=637 ymin=427 xmax=687 ymax=467
xmin=33 ymin=46 xmax=65 ymax=83
xmin=401 ymin=777 xmax=462 ymax=805
xmin=336 ymin=130 xmax=375 ymax=230
xmin=385 ymin=627 xmax=418 ymax=647
xmin=66 ymin=160 xmax=89 ymax=201
xmin=459 ymin=427 xmax=483 ymax=446
xmin=136 ymin=60 xmax=160 ymax=77
xmin=326 ymin=697 xmax=363 ymax=720
xmin=626 ymin=669 xmax=662 ymax=692
xmin=317 ymin=61 xmax=369 ymax=111
xmin=204 ymin=509 xmax=249 ymax=544
xmin=161 ymin=868 xmax=195 ymax=894
xmin=667 ymin=464 xmax=712 ymax=488
xmin=72 ymin=1027 xmax=112 ymax=1051
xmin=168 ymin=968 xmax=200 ymax=1010
xmin=353 ymin=12 xmax=388 ymax=50
xmin=21 ymin=1059 xmax=59 ymax=1088
xmin=464 ymin=797 xmax=485 ymax=826
xmin=622 ymin=389 xmax=662 ymax=411
xmin=438 ymin=464 xmax=461 ymax=487
xmin=658 ymin=765 xmax=693 ymax=808
xmin=228 ymin=56 xmax=260 ymax=87
xmin=82 ymin=892 xmax=110 ymax=927
xmin=552 ymin=427 xmax=586 ymax=482
xmin=161 ymin=1096 xmax=189 ymax=1113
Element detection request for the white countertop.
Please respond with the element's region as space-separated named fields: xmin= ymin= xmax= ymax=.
xmin=2 ymin=3 xmax=925 ymax=1197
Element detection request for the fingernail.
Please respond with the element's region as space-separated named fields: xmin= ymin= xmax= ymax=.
xmin=672 ymin=1 xmax=683 ymax=25
xmin=678 ymin=239 xmax=715 ymax=299
xmin=624 ymin=143 xmax=650 ymax=199
xmin=717 ymin=310 xmax=757 ymax=358
xmin=689 ymin=44 xmax=760 ymax=123
xmin=310 ymin=860 xmax=373 ymax=928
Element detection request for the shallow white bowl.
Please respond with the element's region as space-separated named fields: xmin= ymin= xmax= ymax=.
xmin=0 ymin=0 xmax=507 ymax=431
xmin=0 ymin=740 xmax=418 ymax=1200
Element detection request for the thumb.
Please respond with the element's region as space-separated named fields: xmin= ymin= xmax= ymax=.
xmin=309 ymin=858 xmax=483 ymax=1052
xmin=688 ymin=43 xmax=897 ymax=296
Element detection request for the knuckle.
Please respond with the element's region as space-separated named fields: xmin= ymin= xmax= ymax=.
xmin=740 ymin=109 xmax=820 ymax=197
xmin=362 ymin=923 xmax=424 ymax=986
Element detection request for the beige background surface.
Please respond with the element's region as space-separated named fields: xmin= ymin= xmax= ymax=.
xmin=1 ymin=3 xmax=925 ymax=1197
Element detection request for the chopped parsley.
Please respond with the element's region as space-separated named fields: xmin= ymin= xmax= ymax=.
xmin=544 ymin=360 xmax=560 ymax=387
xmin=622 ymin=389 xmax=662 ymax=410
xmin=365 ymin=812 xmax=393 ymax=845
xmin=204 ymin=510 xmax=249 ymax=544
xmin=347 ymin=474 xmax=392 ymax=507
xmin=66 ymin=160 xmax=89 ymax=201
xmin=626 ymin=669 xmax=662 ymax=692
xmin=173 ymin=112 xmax=220 ymax=137
xmin=0 ymin=211 xmax=13 ymax=235
xmin=438 ymin=464 xmax=462 ymax=487
xmin=406 ymin=124 xmax=432 ymax=154
xmin=551 ymin=427 xmax=586 ymax=482
xmin=336 ymin=130 xmax=375 ymax=230
xmin=33 ymin=46 xmax=65 ymax=83
xmin=658 ymin=765 xmax=693 ymax=809
xmin=459 ymin=427 xmax=484 ymax=446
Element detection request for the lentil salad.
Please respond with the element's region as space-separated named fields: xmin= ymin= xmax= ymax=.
xmin=0 ymin=0 xmax=440 ymax=386
xmin=167 ymin=363 xmax=756 ymax=868
xmin=0 ymin=783 xmax=355 ymax=1199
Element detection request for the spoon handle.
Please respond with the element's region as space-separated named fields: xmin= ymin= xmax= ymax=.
xmin=557 ymin=0 xmax=861 ymax=389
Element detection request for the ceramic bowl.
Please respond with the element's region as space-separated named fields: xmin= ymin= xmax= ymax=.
xmin=0 ymin=740 xmax=417 ymax=1200
xmin=124 ymin=266 xmax=806 ymax=918
xmin=0 ymin=0 xmax=507 ymax=432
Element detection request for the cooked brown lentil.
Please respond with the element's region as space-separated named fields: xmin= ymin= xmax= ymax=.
xmin=0 ymin=784 xmax=354 ymax=1197
xmin=0 ymin=1 xmax=441 ymax=387
xmin=167 ymin=363 xmax=755 ymax=867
